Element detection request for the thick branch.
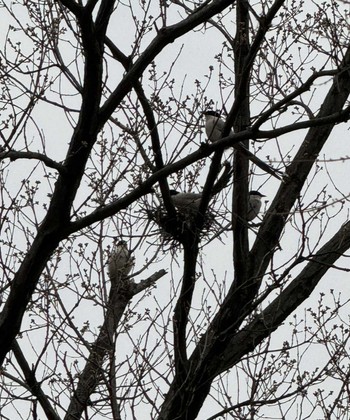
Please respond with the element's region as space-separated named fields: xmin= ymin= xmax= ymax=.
xmin=65 ymin=284 xmax=130 ymax=420
xmin=99 ymin=0 xmax=237 ymax=127
xmin=191 ymin=44 xmax=350 ymax=379
xmin=218 ymin=220 xmax=350 ymax=373
xmin=65 ymin=270 xmax=166 ymax=420
xmin=94 ymin=0 xmax=117 ymax=36
xmin=158 ymin=27 xmax=350 ymax=420
xmin=12 ymin=341 xmax=61 ymax=420
xmin=0 ymin=151 xmax=65 ymax=174
xmin=226 ymin=0 xmax=286 ymax=130
xmin=0 ymin=1 xmax=107 ymax=366
xmin=248 ymin=45 xmax=350 ymax=289
xmin=173 ymin=238 xmax=199 ymax=381
xmin=231 ymin=0 xmax=251 ymax=295
xmin=58 ymin=0 xmax=83 ymax=16
xmin=66 ymin=103 xmax=350 ymax=236
xmin=159 ymin=215 xmax=350 ymax=420
xmin=197 ymin=150 xmax=224 ymax=223
xmin=105 ymin=36 xmax=176 ymax=216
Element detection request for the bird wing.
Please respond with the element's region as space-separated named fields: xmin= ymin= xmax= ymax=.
xmin=172 ymin=193 xmax=202 ymax=208
xmin=214 ymin=118 xmax=226 ymax=133
xmin=211 ymin=161 xmax=233 ymax=196
xmin=247 ymin=197 xmax=262 ymax=221
xmin=212 ymin=117 xmax=233 ymax=139
xmin=178 ymin=193 xmax=202 ymax=201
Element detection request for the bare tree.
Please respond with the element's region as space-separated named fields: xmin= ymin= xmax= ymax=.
xmin=1 ymin=0 xmax=350 ymax=418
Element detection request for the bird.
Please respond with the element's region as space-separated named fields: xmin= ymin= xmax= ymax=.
xmin=203 ymin=110 xmax=233 ymax=142
xmin=108 ymin=239 xmax=135 ymax=280
xmin=247 ymin=190 xmax=265 ymax=221
xmin=203 ymin=112 xmax=284 ymax=182
xmin=169 ymin=190 xmax=202 ymax=212
xmin=168 ymin=162 xmax=233 ymax=214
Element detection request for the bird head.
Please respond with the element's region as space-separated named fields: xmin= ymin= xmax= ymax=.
xmin=203 ymin=110 xmax=221 ymax=119
xmin=249 ymin=191 xmax=265 ymax=198
xmin=169 ymin=189 xmax=180 ymax=196
xmin=249 ymin=190 xmax=266 ymax=201
xmin=112 ymin=238 xmax=128 ymax=245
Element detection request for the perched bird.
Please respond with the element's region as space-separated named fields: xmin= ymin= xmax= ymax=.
xmin=108 ymin=239 xmax=135 ymax=280
xmin=203 ymin=110 xmax=233 ymax=142
xmin=170 ymin=190 xmax=202 ymax=212
xmin=247 ymin=191 xmax=265 ymax=221
xmin=204 ymin=112 xmax=284 ymax=181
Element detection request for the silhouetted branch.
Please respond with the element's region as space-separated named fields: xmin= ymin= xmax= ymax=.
xmin=65 ymin=269 xmax=166 ymax=420
xmin=0 ymin=150 xmax=65 ymax=173
xmin=12 ymin=341 xmax=61 ymax=420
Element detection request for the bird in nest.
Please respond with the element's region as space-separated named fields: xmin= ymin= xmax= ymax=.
xmin=168 ymin=161 xmax=233 ymax=213
xmin=169 ymin=190 xmax=203 ymax=212
xmin=108 ymin=239 xmax=135 ymax=281
xmin=169 ymin=189 xmax=265 ymax=221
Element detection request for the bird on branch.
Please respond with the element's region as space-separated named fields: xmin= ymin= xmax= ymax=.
xmin=203 ymin=110 xmax=233 ymax=142
xmin=108 ymin=239 xmax=135 ymax=281
xmin=247 ymin=190 xmax=265 ymax=221
xmin=203 ymin=110 xmax=283 ymax=181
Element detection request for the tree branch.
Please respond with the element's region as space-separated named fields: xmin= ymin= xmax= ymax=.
xmin=66 ymin=101 xmax=350 ymax=236
xmin=231 ymin=0 xmax=251 ymax=300
xmin=253 ymin=69 xmax=338 ymax=128
xmin=58 ymin=0 xmax=83 ymax=17
xmin=0 ymin=0 xmax=107 ymax=367
xmin=65 ymin=269 xmax=166 ymax=420
xmin=105 ymin=36 xmax=176 ymax=216
xmin=173 ymin=237 xmax=199 ymax=381
xmin=12 ymin=341 xmax=61 ymax=420
xmin=248 ymin=45 xmax=350 ymax=290
xmin=0 ymin=151 xmax=65 ymax=174
xmin=225 ymin=0 xmax=286 ymax=130
xmin=218 ymin=220 xmax=350 ymax=374
xmin=158 ymin=23 xmax=350 ymax=420
xmin=99 ymin=0 xmax=237 ymax=127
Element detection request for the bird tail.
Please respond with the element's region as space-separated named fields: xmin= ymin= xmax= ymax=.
xmin=211 ymin=161 xmax=233 ymax=196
